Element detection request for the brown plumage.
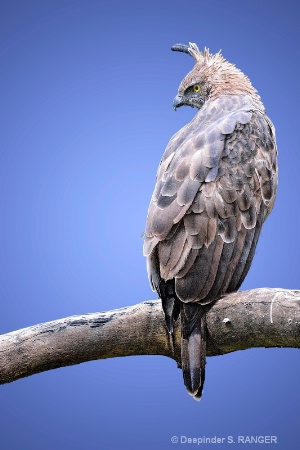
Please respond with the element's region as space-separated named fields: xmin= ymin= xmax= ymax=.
xmin=143 ymin=42 xmax=278 ymax=400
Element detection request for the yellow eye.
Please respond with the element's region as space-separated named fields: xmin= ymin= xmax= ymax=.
xmin=193 ymin=84 xmax=201 ymax=93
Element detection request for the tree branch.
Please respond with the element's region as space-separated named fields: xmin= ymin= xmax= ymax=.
xmin=1 ymin=288 xmax=299 ymax=385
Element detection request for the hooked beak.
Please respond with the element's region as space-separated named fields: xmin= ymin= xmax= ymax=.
xmin=173 ymin=95 xmax=184 ymax=111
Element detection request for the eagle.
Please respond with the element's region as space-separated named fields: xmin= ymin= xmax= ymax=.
xmin=143 ymin=42 xmax=278 ymax=400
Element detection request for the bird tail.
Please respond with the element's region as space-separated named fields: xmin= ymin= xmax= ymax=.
xmin=180 ymin=303 xmax=207 ymax=400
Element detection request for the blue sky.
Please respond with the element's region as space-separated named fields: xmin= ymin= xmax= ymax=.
xmin=1 ymin=1 xmax=300 ymax=449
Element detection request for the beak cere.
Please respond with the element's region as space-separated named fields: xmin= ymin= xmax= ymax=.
xmin=173 ymin=95 xmax=184 ymax=110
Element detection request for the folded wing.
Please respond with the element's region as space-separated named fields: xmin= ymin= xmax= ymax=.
xmin=144 ymin=96 xmax=277 ymax=304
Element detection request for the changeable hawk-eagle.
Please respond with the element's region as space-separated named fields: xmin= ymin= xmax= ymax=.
xmin=144 ymin=42 xmax=278 ymax=400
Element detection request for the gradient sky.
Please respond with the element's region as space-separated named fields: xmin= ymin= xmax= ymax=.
xmin=1 ymin=1 xmax=300 ymax=449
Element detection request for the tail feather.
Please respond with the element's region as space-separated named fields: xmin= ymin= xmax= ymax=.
xmin=181 ymin=303 xmax=207 ymax=400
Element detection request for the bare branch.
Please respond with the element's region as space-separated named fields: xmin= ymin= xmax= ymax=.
xmin=0 ymin=288 xmax=299 ymax=385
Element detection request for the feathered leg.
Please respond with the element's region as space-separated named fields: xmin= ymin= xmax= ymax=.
xmin=180 ymin=303 xmax=207 ymax=400
xmin=160 ymin=280 xmax=180 ymax=334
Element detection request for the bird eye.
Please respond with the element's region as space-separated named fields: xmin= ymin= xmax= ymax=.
xmin=193 ymin=84 xmax=201 ymax=93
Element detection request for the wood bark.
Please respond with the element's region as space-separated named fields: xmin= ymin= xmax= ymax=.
xmin=0 ymin=288 xmax=299 ymax=385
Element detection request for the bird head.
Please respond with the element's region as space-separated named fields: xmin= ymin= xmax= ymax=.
xmin=171 ymin=42 xmax=259 ymax=111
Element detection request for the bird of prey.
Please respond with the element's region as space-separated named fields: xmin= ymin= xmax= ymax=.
xmin=143 ymin=42 xmax=278 ymax=400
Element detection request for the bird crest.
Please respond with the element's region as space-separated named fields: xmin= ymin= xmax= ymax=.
xmin=171 ymin=42 xmax=212 ymax=62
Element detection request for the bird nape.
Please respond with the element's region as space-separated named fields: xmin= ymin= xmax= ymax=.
xmin=143 ymin=42 xmax=278 ymax=400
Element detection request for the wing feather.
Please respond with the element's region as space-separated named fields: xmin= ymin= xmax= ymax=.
xmin=175 ymin=240 xmax=218 ymax=302
xmin=144 ymin=96 xmax=278 ymax=303
xmin=196 ymin=235 xmax=224 ymax=301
